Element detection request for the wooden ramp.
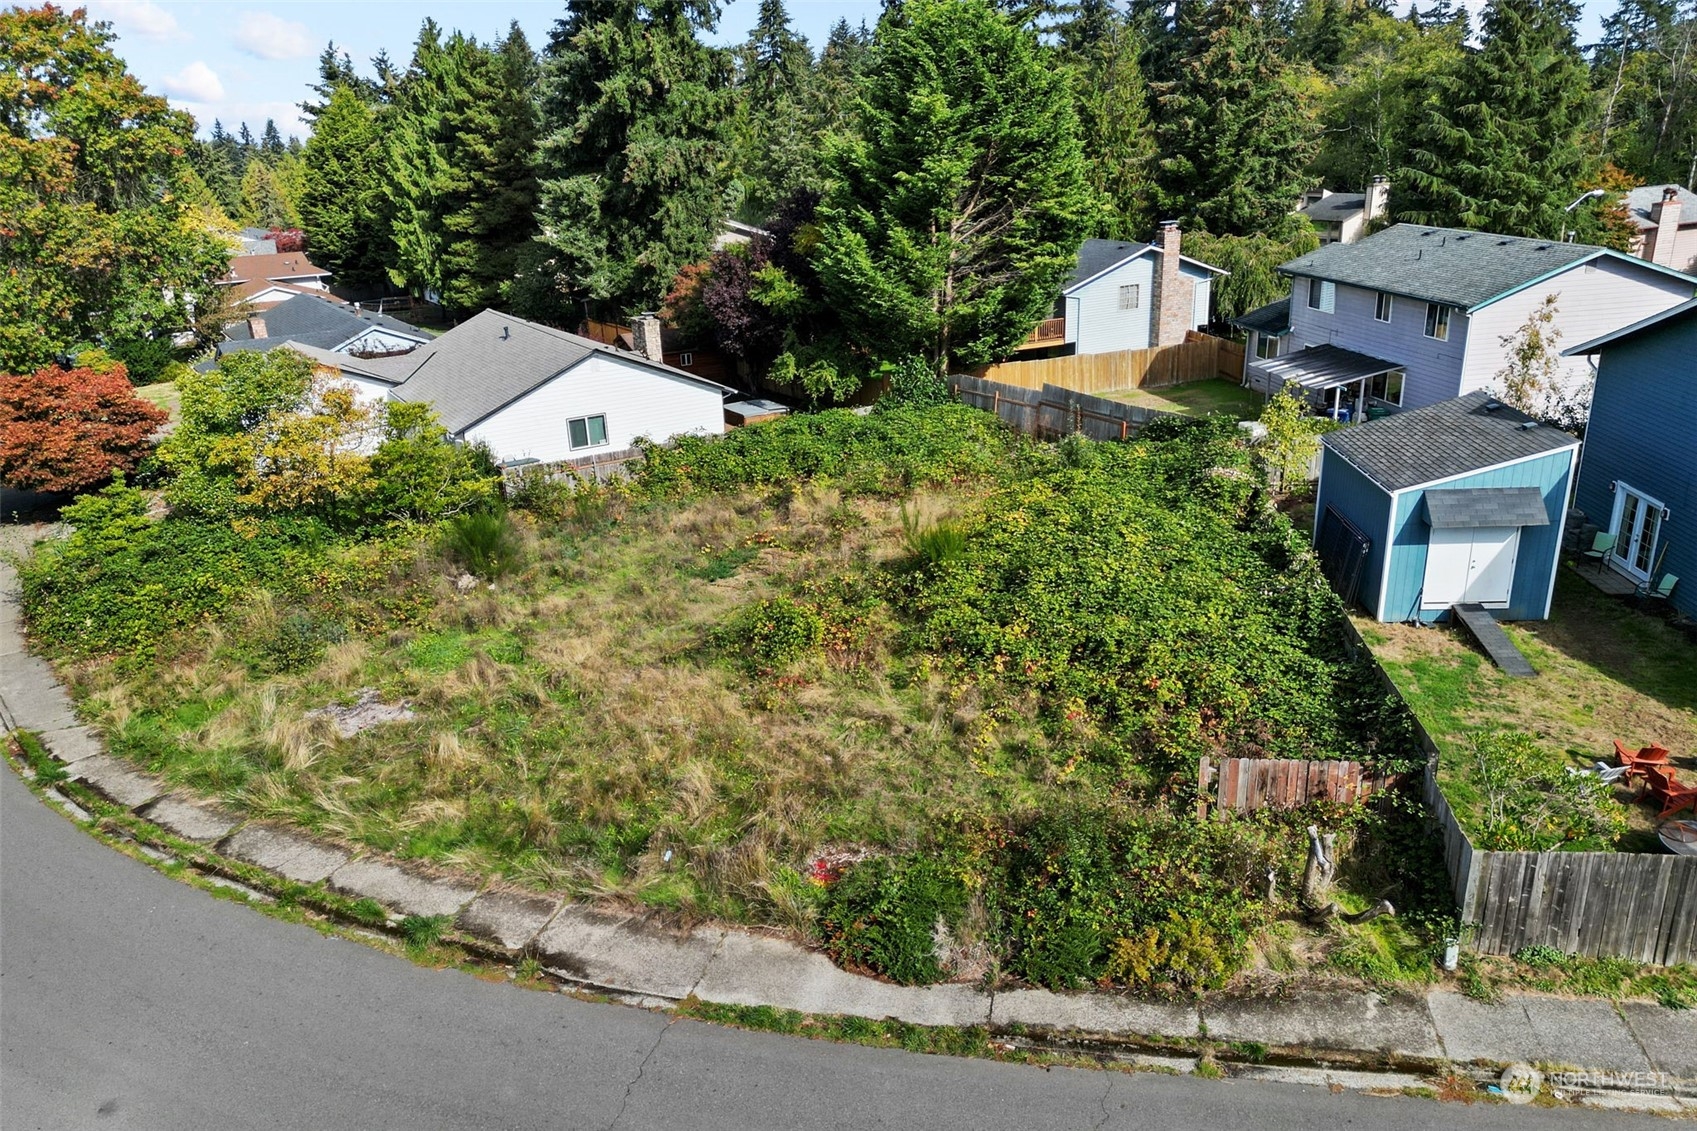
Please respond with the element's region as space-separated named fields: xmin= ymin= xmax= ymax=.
xmin=1452 ymin=603 xmax=1536 ymax=677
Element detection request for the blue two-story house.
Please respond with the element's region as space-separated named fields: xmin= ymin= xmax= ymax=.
xmin=1239 ymin=225 xmax=1695 ymax=420
xmin=1565 ymin=297 xmax=1697 ymax=617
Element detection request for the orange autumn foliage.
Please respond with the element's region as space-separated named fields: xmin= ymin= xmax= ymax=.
xmin=0 ymin=364 xmax=168 ymax=492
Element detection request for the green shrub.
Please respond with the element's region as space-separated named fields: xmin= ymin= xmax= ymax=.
xmin=876 ymin=355 xmax=953 ymax=410
xmin=1512 ymin=944 xmax=1566 ymax=968
xmin=443 ymin=510 xmax=523 ymax=579
xmin=259 ymin=610 xmax=347 ymax=673
xmin=1469 ymin=729 xmax=1628 ymax=851
xmin=817 ymin=855 xmax=967 ymax=985
xmin=899 ymin=503 xmax=968 ymax=567
xmin=719 ymin=597 xmax=824 ymax=673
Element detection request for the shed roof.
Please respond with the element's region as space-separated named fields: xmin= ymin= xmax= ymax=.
xmin=1322 ymin=391 xmax=1578 ymax=493
xmin=388 ymin=309 xmax=733 ymax=434
xmin=1231 ymin=296 xmax=1291 ymax=337
xmin=1277 ymin=224 xmax=1687 ymax=311
xmin=1424 ymin=487 xmax=1551 ymax=529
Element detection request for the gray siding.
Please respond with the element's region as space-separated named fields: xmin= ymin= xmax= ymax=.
xmin=1575 ymin=317 xmax=1697 ymax=617
xmin=1287 ymin=280 xmax=1471 ymax=409
xmin=1460 ymin=257 xmax=1694 ymax=399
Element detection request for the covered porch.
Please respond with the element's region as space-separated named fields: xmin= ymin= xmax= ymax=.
xmin=1250 ymin=344 xmax=1406 ymax=424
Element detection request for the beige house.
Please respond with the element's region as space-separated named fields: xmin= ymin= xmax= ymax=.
xmin=1298 ymin=176 xmax=1391 ymax=245
xmin=1626 ymin=184 xmax=1697 ymax=275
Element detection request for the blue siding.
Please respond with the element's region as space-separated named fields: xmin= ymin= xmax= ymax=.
xmin=1314 ymin=448 xmax=1393 ymax=615
xmin=1380 ymin=448 xmax=1578 ymax=623
xmin=1575 ymin=318 xmax=1697 ymax=618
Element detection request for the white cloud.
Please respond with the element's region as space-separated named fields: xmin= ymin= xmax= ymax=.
xmin=159 ymin=61 xmax=225 ymax=103
xmin=87 ymin=0 xmax=187 ymax=42
xmin=232 ymin=11 xmax=314 ymax=61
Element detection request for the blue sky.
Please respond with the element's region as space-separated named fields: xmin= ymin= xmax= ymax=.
xmin=86 ymin=0 xmax=1610 ymax=141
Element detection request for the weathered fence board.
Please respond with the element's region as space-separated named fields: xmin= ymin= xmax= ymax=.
xmin=1202 ymin=756 xmax=1400 ymax=813
xmin=1339 ymin=616 xmax=1697 ymax=965
xmin=949 ymin=374 xmax=1182 ymax=442
xmin=970 ymin=335 xmax=1234 ymax=394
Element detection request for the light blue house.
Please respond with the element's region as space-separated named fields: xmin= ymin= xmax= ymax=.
xmin=1020 ymin=224 xmax=1226 ymax=355
xmin=1244 ymin=225 xmax=1694 ymax=420
xmin=1313 ymin=392 xmax=1580 ymax=623
xmin=1565 ymin=297 xmax=1697 ymax=617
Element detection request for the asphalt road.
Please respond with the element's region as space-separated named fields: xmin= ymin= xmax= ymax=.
xmin=0 ymin=765 xmax=1655 ymax=1130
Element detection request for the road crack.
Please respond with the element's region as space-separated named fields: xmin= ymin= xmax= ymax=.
xmin=606 ymin=1014 xmax=676 ymax=1131
xmin=1092 ymin=1068 xmax=1115 ymax=1130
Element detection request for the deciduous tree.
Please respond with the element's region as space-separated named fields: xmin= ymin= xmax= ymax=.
xmin=0 ymin=364 xmax=167 ymax=493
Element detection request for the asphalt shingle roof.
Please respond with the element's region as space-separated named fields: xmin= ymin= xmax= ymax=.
xmin=1280 ymin=224 xmax=1602 ymax=310
xmin=1626 ymin=184 xmax=1697 ymax=229
xmin=1299 ymin=193 xmax=1367 ymax=223
xmin=1065 ymin=239 xmax=1150 ymax=289
xmin=222 ymin=294 xmax=425 ymax=349
xmin=389 ymin=309 xmax=731 ymax=434
xmin=1231 ymin=296 xmax=1291 ymax=336
xmin=1424 ymin=487 xmax=1551 ymax=529
xmin=1322 ymin=391 xmax=1578 ymax=492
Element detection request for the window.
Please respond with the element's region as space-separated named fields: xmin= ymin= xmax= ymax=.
xmin=1374 ymin=292 xmax=1393 ymax=323
xmin=1118 ymin=284 xmax=1141 ymax=310
xmin=1255 ymin=333 xmax=1282 ymax=360
xmin=1424 ymin=303 xmax=1452 ymax=341
xmin=1306 ymin=277 xmax=1335 ymax=313
xmin=568 ymin=414 xmax=608 ymax=450
xmin=1369 ymin=368 xmax=1405 ymax=406
xmin=677 ymin=351 xmax=694 ymax=367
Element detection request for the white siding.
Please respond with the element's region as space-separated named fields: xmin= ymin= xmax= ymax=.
xmin=342 ymin=376 xmax=394 ymax=406
xmin=1070 ymin=256 xmax=1155 ymax=355
xmin=459 ymin=354 xmax=724 ymax=465
xmin=1458 ymin=258 xmax=1694 ymax=399
xmin=1191 ymin=274 xmax=1212 ymax=328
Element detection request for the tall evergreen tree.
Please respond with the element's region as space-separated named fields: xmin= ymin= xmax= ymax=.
xmin=260 ymin=118 xmax=285 ymax=160
xmin=188 ymin=136 xmax=243 ymax=218
xmin=734 ymin=0 xmax=823 ymax=222
xmin=1397 ymin=0 xmax=1592 ymax=236
xmin=298 ymin=84 xmax=393 ymax=286
xmin=814 ymin=0 xmax=1097 ymax=372
xmin=530 ymin=0 xmax=734 ymax=319
xmin=1069 ymin=18 xmax=1160 ymax=239
xmin=301 ymin=41 xmax=378 ymax=122
xmin=239 ymin=160 xmax=299 ymax=229
xmin=1152 ymin=0 xmax=1318 ymax=237
xmin=384 ymin=20 xmax=453 ymax=298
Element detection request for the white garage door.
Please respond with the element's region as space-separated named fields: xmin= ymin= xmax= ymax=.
xmin=1422 ymin=525 xmax=1520 ymax=609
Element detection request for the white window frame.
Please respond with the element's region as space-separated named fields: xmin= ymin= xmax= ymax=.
xmin=1374 ymin=292 xmax=1393 ymax=323
xmin=1305 ymin=277 xmax=1335 ymax=314
xmin=1608 ymin=482 xmax=1666 ymax=583
xmin=568 ymin=414 xmax=609 ymax=450
xmin=1424 ymin=302 xmax=1452 ymax=341
xmin=1369 ymin=368 xmax=1404 ymax=406
xmin=1255 ymin=333 xmax=1282 ymax=360
xmin=1118 ymin=284 xmax=1141 ymax=310
xmin=677 ymin=351 xmax=694 ymax=367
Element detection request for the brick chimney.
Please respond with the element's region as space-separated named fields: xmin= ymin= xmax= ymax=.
xmin=1151 ymin=221 xmax=1193 ymax=347
xmin=247 ymin=316 xmax=268 ymax=339
xmin=1649 ymin=186 xmax=1682 ymax=266
xmin=631 ymin=313 xmax=665 ymax=362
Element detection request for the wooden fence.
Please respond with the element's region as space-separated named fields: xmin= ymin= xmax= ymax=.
xmin=1200 ymin=756 xmax=1401 ymax=814
xmin=501 ymin=446 xmax=643 ymax=488
xmin=971 ymin=333 xmax=1240 ymax=394
xmin=1342 ymin=616 xmax=1697 ymax=965
xmin=950 ymin=374 xmax=1182 ymax=442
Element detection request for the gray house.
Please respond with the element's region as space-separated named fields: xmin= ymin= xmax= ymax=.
xmin=217 ymin=293 xmax=430 ymax=361
xmin=1017 ymin=224 xmax=1227 ymax=355
xmin=1243 ymin=224 xmax=1695 ymax=421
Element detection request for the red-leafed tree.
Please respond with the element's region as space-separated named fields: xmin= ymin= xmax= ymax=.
xmin=0 ymin=365 xmax=168 ymax=493
xmin=266 ymin=228 xmax=307 ymax=253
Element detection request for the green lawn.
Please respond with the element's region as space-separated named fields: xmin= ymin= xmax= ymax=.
xmin=135 ymin=381 xmax=181 ymax=424
xmin=1101 ymin=378 xmax=1265 ymax=420
xmin=1362 ymin=567 xmax=1697 ymax=851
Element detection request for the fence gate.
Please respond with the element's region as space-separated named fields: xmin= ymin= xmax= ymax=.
xmin=1316 ymin=505 xmax=1371 ymax=609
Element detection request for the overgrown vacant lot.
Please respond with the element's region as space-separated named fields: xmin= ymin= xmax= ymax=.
xmin=28 ymin=405 xmax=1446 ymax=992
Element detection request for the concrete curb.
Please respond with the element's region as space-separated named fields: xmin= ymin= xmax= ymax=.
xmin=3 ymin=544 xmax=1694 ymax=1104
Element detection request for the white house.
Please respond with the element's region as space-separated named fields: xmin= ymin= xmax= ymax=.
xmin=1241 ymin=224 xmax=1696 ymax=421
xmin=311 ymin=310 xmax=731 ymax=466
xmin=1297 ymin=176 xmax=1391 ymax=246
xmin=1017 ymin=224 xmax=1227 ymax=355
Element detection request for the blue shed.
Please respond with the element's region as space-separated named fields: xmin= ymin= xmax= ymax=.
xmin=1566 ymin=297 xmax=1697 ymax=619
xmin=1313 ymin=391 xmax=1580 ymax=622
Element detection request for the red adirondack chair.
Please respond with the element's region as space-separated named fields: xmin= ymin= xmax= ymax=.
xmin=1613 ymin=739 xmax=1671 ymax=782
xmin=1644 ymin=766 xmax=1697 ymax=820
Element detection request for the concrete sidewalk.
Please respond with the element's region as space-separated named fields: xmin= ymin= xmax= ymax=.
xmin=4 ymin=545 xmax=1694 ymax=1104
